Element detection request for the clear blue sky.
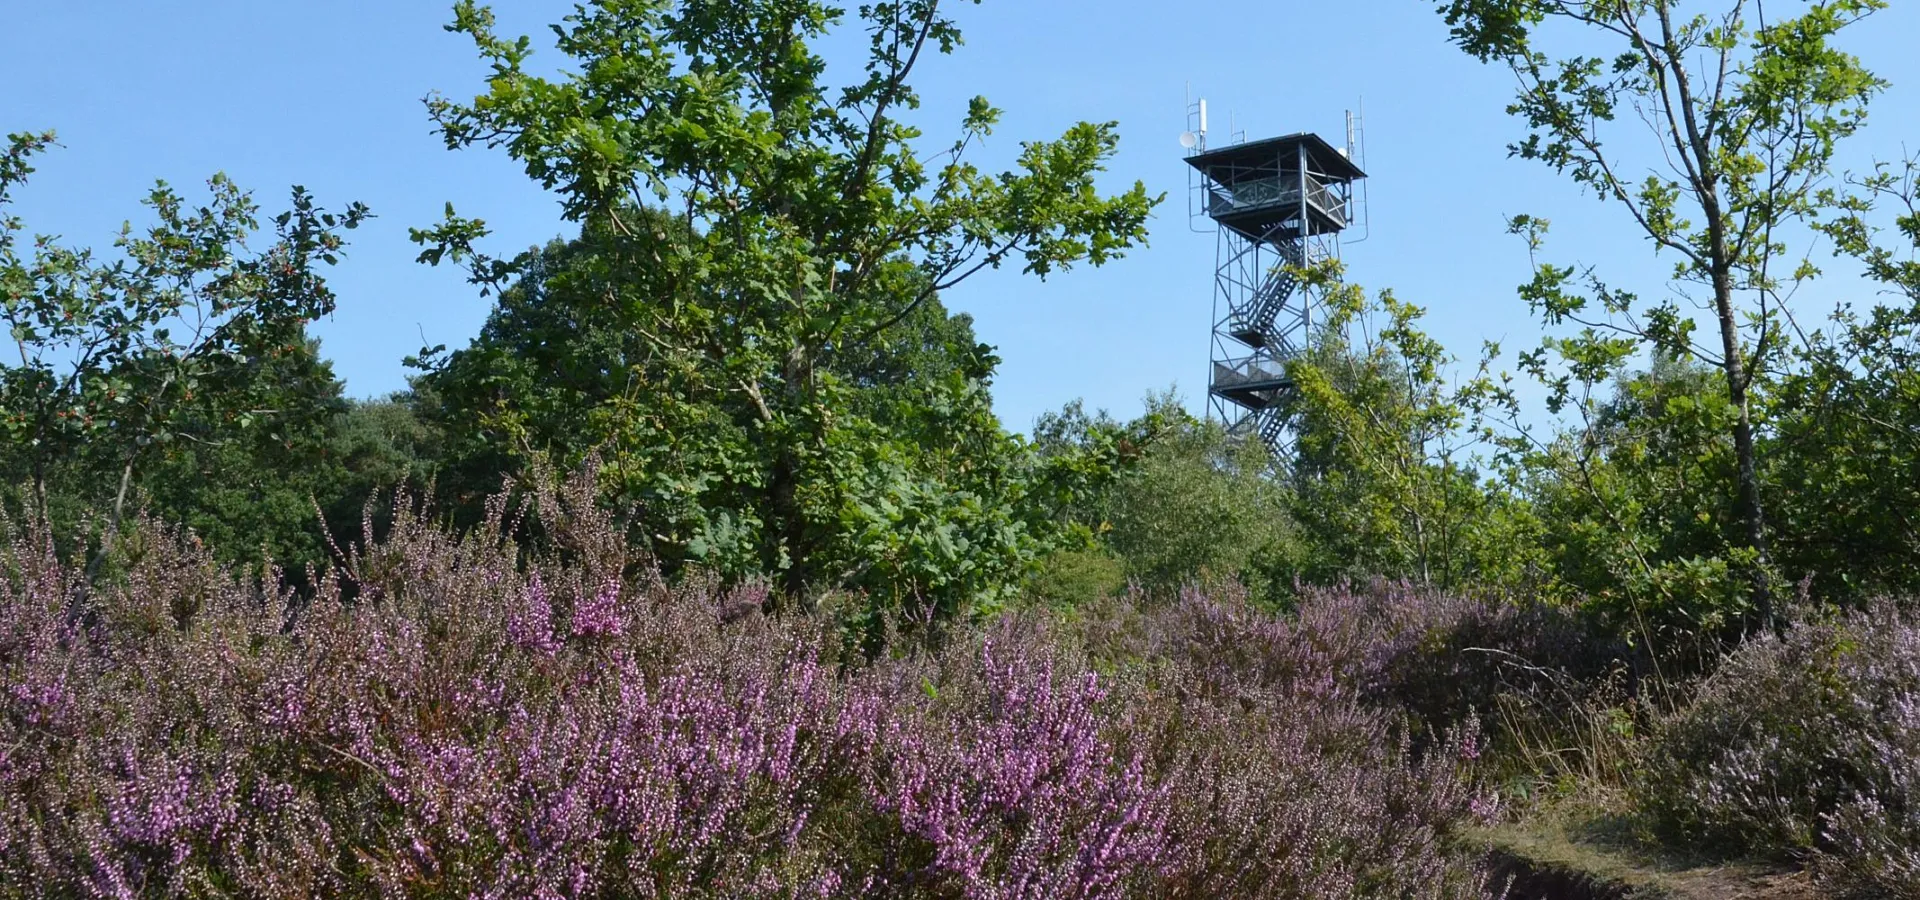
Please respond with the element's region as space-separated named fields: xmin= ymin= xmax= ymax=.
xmin=7 ymin=1 xmax=1919 ymax=434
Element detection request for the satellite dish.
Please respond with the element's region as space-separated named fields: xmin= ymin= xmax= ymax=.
xmin=1179 ymin=131 xmax=1198 ymax=149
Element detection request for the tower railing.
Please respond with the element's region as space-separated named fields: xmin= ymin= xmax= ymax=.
xmin=1205 ymin=171 xmax=1346 ymax=228
xmin=1211 ymin=353 xmax=1297 ymax=391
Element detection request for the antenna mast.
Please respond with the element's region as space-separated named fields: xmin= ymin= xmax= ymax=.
xmin=1344 ymin=105 xmax=1371 ymax=244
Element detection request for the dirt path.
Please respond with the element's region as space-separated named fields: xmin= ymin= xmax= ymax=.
xmin=1474 ymin=822 xmax=1819 ymax=900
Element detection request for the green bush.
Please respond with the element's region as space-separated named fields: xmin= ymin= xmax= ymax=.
xmin=1024 ymin=548 xmax=1127 ymax=608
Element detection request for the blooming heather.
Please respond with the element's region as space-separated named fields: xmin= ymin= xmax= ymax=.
xmin=0 ymin=474 xmax=1499 ymax=898
xmin=1636 ymin=602 xmax=1920 ymax=898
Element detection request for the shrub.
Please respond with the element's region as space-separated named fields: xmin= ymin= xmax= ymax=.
xmin=1095 ymin=580 xmax=1617 ymax=744
xmin=1023 ymin=548 xmax=1127 ymax=610
xmin=1633 ymin=603 xmax=1920 ymax=898
xmin=0 ymin=475 xmax=1501 ymax=898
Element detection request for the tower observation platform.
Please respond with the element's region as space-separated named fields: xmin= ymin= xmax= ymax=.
xmin=1186 ymin=124 xmax=1366 ymax=451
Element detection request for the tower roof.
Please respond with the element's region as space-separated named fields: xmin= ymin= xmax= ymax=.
xmin=1184 ymin=132 xmax=1367 ymax=183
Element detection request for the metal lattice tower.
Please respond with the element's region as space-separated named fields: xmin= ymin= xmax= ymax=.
xmin=1183 ymin=107 xmax=1367 ymax=453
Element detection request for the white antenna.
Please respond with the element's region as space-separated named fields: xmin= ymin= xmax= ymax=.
xmin=1179 ymin=85 xmax=1202 ymax=153
xmin=1183 ymin=86 xmax=1213 ymax=232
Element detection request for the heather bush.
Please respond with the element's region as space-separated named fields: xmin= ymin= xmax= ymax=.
xmin=0 ymin=472 xmax=1502 ymax=898
xmin=1091 ymin=580 xmax=1620 ymax=753
xmin=1634 ymin=603 xmax=1920 ymax=898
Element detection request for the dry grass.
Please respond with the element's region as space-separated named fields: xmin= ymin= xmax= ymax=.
xmin=1461 ymin=642 xmax=1653 ymax=814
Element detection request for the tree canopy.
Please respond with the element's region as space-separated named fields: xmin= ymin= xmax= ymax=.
xmin=408 ymin=0 xmax=1157 ymax=623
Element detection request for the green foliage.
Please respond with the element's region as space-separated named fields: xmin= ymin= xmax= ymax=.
xmin=1106 ymin=412 xmax=1296 ymax=601
xmin=129 ymin=337 xmax=348 ymax=572
xmin=1777 ymin=156 xmax=1920 ymax=602
xmin=323 ymin=396 xmax=443 ymax=508
xmin=1478 ymin=317 xmax=1920 ymax=642
xmin=1118 ymin=399 xmax=1294 ymax=601
xmin=1033 ymin=394 xmax=1303 ymax=606
xmin=0 ymin=131 xmax=368 ymax=571
xmin=1822 ymin=155 xmax=1920 ymax=297
xmin=1023 ymin=548 xmax=1127 ymax=609
xmin=1496 ymin=354 xmax=1757 ymax=640
xmin=410 ymin=1 xmax=1157 ymax=621
xmin=1433 ymin=0 xmax=1891 ymax=629
xmin=1287 ymin=265 xmax=1539 ymax=592
xmin=1769 ymin=305 xmax=1920 ymax=602
xmin=1033 ymin=281 xmax=1548 ymax=609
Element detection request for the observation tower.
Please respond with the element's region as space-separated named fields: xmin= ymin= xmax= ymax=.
xmin=1183 ymin=100 xmax=1368 ymax=452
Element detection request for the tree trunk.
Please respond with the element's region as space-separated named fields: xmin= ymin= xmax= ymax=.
xmin=766 ymin=342 xmax=815 ymax=608
xmin=767 ymin=448 xmax=808 ymax=605
xmin=1660 ymin=1 xmax=1775 ymax=632
xmin=1710 ymin=266 xmax=1776 ymax=630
